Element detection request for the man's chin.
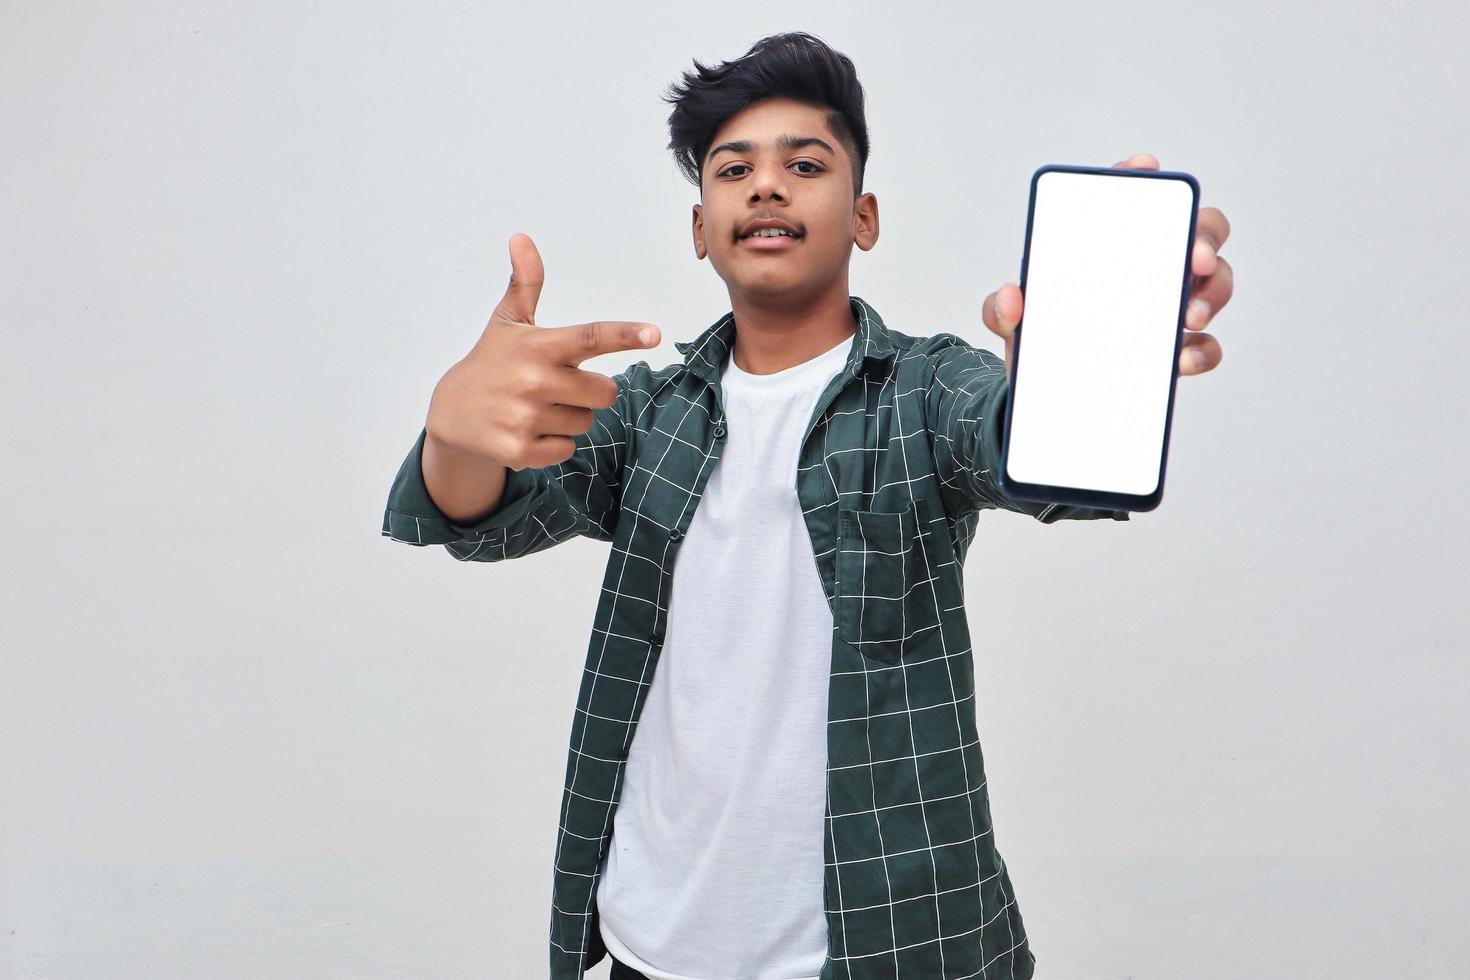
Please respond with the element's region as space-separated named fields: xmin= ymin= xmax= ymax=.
xmin=718 ymin=264 xmax=822 ymax=299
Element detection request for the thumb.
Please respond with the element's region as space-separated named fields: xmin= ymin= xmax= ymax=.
xmin=989 ymin=284 xmax=1018 ymax=341
xmin=494 ymin=232 xmax=545 ymax=326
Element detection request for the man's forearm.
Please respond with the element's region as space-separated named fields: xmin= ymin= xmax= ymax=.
xmin=421 ymin=432 xmax=509 ymax=526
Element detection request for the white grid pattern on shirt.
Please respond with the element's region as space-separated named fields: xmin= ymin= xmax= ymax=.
xmin=382 ymin=295 xmax=1128 ymax=979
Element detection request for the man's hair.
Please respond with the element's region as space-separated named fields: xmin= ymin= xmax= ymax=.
xmin=662 ymin=31 xmax=870 ymax=198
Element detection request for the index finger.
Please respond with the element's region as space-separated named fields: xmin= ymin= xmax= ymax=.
xmin=536 ymin=320 xmax=662 ymax=367
xmin=1111 ymin=152 xmax=1160 ymax=170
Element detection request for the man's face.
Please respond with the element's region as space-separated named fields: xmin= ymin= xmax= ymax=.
xmin=692 ymin=96 xmax=877 ymax=300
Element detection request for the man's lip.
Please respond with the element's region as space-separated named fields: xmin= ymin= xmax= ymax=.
xmin=738 ymin=232 xmax=803 ymax=248
xmin=739 ymin=219 xmax=802 ymax=239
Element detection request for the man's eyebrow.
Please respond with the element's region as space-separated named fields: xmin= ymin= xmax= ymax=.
xmin=706 ymin=134 xmax=836 ymax=162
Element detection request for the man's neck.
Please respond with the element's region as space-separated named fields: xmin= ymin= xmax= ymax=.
xmin=726 ymin=280 xmax=857 ymax=375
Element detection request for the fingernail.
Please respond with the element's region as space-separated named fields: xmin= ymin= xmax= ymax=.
xmin=1191 ymin=349 xmax=1209 ymax=370
xmin=639 ymin=326 xmax=656 ymax=344
xmin=1187 ymin=298 xmax=1210 ymax=328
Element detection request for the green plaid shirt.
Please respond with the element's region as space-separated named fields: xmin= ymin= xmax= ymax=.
xmin=382 ymin=295 xmax=1128 ymax=979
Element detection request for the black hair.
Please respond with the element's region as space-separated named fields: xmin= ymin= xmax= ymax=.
xmin=662 ymin=31 xmax=870 ymax=198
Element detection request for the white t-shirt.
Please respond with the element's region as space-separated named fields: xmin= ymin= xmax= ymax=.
xmin=595 ymin=331 xmax=853 ymax=980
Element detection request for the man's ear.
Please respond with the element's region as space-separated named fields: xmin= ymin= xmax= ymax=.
xmin=692 ymin=203 xmax=706 ymax=260
xmin=853 ymin=192 xmax=879 ymax=252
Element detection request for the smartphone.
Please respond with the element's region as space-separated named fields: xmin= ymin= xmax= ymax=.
xmin=998 ymin=163 xmax=1200 ymax=513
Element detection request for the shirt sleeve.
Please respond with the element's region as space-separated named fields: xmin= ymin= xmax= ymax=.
xmin=923 ymin=334 xmax=1131 ymax=524
xmin=380 ymin=362 xmax=641 ymax=561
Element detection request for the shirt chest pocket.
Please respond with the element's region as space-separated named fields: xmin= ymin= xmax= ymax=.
xmin=833 ymin=501 xmax=951 ymax=665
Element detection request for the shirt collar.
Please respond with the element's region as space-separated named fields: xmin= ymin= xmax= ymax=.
xmin=673 ymin=294 xmax=898 ymax=387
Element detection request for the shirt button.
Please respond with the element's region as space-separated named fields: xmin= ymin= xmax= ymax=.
xmin=669 ymin=527 xmax=683 ymax=541
xmin=712 ymin=422 xmax=726 ymax=438
xmin=651 ymin=630 xmax=664 ymax=646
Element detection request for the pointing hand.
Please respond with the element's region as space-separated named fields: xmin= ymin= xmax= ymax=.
xmin=427 ymin=233 xmax=662 ymax=470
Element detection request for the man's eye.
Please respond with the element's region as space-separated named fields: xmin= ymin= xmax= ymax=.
xmin=719 ymin=162 xmax=823 ymax=177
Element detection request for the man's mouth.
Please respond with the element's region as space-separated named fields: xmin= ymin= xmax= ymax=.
xmin=739 ymin=230 xmax=803 ymax=249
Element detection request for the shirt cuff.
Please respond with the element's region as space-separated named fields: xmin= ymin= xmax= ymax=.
xmin=381 ymin=427 xmax=553 ymax=544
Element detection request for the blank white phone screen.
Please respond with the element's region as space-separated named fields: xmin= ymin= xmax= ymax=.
xmin=1007 ymin=171 xmax=1195 ymax=497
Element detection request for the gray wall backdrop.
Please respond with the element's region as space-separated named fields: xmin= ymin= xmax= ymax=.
xmin=3 ymin=1 xmax=1466 ymax=978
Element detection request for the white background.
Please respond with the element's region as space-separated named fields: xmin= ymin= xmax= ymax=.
xmin=3 ymin=2 xmax=1467 ymax=978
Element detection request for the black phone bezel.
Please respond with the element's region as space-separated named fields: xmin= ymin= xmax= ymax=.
xmin=997 ymin=163 xmax=1201 ymax=514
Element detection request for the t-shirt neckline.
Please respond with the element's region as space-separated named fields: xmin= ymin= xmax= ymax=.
xmin=722 ymin=331 xmax=853 ymax=390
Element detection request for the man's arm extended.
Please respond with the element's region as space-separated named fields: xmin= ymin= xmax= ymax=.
xmin=923 ymin=333 xmax=1131 ymax=524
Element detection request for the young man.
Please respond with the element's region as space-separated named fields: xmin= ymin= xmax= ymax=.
xmin=382 ymin=31 xmax=1232 ymax=980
